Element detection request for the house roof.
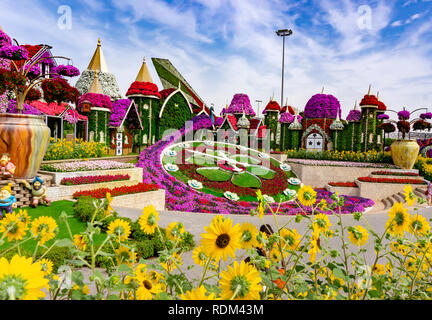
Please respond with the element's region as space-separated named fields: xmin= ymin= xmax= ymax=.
xmin=87 ymin=38 xmax=109 ymax=72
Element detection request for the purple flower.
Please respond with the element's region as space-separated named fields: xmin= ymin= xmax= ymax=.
xmin=346 ymin=109 xmax=362 ymax=122
xmin=25 ymin=64 xmax=41 ymax=80
xmin=225 ymin=94 xmax=256 ymax=116
xmin=53 ymin=65 xmax=80 ymax=77
xmin=0 ymin=45 xmax=29 ymax=61
xmin=0 ymin=30 xmax=12 ymax=47
xmin=304 ymin=94 xmax=341 ymax=119
xmin=420 ymin=112 xmax=432 ymax=120
xmin=377 ymin=114 xmax=390 ymax=120
xmin=7 ymin=99 xmax=43 ymax=115
xmin=398 ymin=110 xmax=410 ymax=121
xmin=109 ymin=99 xmax=131 ymax=127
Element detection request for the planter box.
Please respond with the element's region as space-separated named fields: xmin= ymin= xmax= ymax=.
xmin=47 ymin=179 xmax=141 ymax=201
xmin=325 ymin=184 xmax=360 ymax=197
xmin=270 ymin=153 xmax=287 ymax=162
xmin=39 ymin=167 xmax=143 ymax=186
xmin=110 ymin=189 xmax=165 ymax=211
xmin=287 ymin=162 xmax=395 ymax=188
xmin=356 ymin=179 xmax=426 ymax=201
xmin=41 ymin=155 xmax=139 ymax=165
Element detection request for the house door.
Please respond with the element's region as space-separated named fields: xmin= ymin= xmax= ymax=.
xmin=306 ymin=133 xmax=324 ymax=152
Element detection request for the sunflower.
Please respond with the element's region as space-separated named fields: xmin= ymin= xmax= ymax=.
xmin=31 ymin=216 xmax=58 ymax=245
xmin=192 ymin=245 xmax=209 ymax=267
xmin=200 ymin=217 xmax=241 ymax=262
xmin=269 ymin=246 xmax=282 ymax=263
xmin=239 ymin=222 xmax=259 ymax=250
xmin=308 ymin=228 xmax=321 ymax=263
xmin=297 ymin=185 xmax=317 ymax=207
xmin=38 ymin=258 xmax=53 ymax=276
xmin=166 ymin=222 xmax=185 ymax=241
xmin=0 ymin=212 xmax=28 ymax=242
xmin=318 ymin=199 xmax=328 ymax=211
xmin=107 ymin=219 xmax=131 ymax=242
xmin=115 ymin=245 xmax=137 ymax=266
xmin=313 ymin=214 xmax=332 ymax=234
xmin=280 ymin=228 xmax=301 ymax=252
xmin=408 ymin=214 xmax=431 ymax=236
xmin=73 ymin=234 xmax=87 ymax=251
xmin=372 ymin=264 xmax=385 ymax=275
xmin=0 ymin=255 xmax=49 ymax=300
xmin=219 ymin=260 xmax=262 ymax=300
xmin=16 ymin=209 xmax=31 ymax=226
xmin=386 ymin=203 xmax=410 ymax=237
xmin=135 ymin=273 xmax=163 ymax=300
xmin=138 ymin=205 xmax=159 ymax=235
xmin=403 ymin=185 xmax=416 ymax=207
xmin=180 ymin=285 xmax=216 ymax=300
xmin=134 ymin=263 xmax=148 ymax=278
xmin=160 ymin=252 xmax=182 ymax=272
xmin=104 ymin=192 xmax=114 ymax=216
xmin=347 ymin=225 xmax=369 ymax=246
xmin=256 ymin=190 xmax=265 ymax=219
xmin=72 ymin=284 xmax=90 ymax=295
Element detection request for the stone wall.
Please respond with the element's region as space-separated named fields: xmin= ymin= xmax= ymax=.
xmin=356 ymin=180 xmax=426 ymax=201
xmin=40 ymin=167 xmax=143 ymax=186
xmin=110 ymin=189 xmax=166 ymax=211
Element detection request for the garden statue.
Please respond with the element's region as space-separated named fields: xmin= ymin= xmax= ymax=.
xmin=0 ymin=153 xmax=16 ymax=178
xmin=0 ymin=183 xmax=17 ymax=216
xmin=20 ymin=176 xmax=51 ymax=208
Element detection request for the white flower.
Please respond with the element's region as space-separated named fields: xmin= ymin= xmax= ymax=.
xmin=164 ymin=163 xmax=179 ymax=172
xmin=204 ymin=140 xmax=214 ymax=146
xmin=288 ymin=178 xmax=301 ymax=185
xmin=164 ymin=149 xmax=177 ymax=157
xmin=263 ymin=195 xmax=275 ymax=203
xmin=280 ymin=164 xmax=291 ymax=171
xmin=283 ymin=188 xmax=297 ymax=199
xmin=188 ymin=180 xmax=203 ymax=189
xmin=224 ymin=191 xmax=239 ymax=201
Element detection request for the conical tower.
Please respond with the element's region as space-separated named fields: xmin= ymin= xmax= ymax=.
xmin=126 ymin=58 xmax=161 ymax=147
xmin=75 ymin=38 xmax=122 ymax=100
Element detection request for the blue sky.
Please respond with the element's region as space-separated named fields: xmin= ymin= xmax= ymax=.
xmin=1 ymin=0 xmax=431 ymax=117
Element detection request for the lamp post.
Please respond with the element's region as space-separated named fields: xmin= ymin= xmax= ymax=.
xmin=276 ymin=29 xmax=293 ymax=112
xmin=255 ymin=100 xmax=262 ymax=117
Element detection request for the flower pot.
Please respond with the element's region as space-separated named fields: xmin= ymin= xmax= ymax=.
xmin=390 ymin=139 xmax=419 ymax=170
xmin=0 ymin=113 xmax=50 ymax=178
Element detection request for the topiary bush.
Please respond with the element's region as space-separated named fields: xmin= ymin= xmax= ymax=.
xmin=37 ymin=246 xmax=73 ymax=274
xmin=135 ymin=240 xmax=154 ymax=259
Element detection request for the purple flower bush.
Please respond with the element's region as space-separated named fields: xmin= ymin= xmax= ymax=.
xmin=279 ymin=112 xmax=303 ymax=124
xmin=304 ymin=94 xmax=341 ymax=119
xmin=377 ymin=114 xmax=390 ymax=120
xmin=53 ymin=65 xmax=80 ymax=77
xmin=7 ymin=99 xmax=42 ymax=115
xmin=135 ymin=114 xmax=375 ymax=215
xmin=346 ymin=109 xmax=361 ymax=122
xmin=398 ymin=110 xmax=410 ymax=121
xmin=77 ymin=92 xmax=112 ymax=111
xmin=420 ymin=112 xmax=432 ymax=120
xmin=225 ymin=94 xmax=256 ymax=116
xmin=109 ymin=99 xmax=131 ymax=127
xmin=0 ymin=45 xmax=29 ymax=61
xmin=24 ymin=64 xmax=41 ymax=80
xmin=0 ymin=30 xmax=11 ymax=47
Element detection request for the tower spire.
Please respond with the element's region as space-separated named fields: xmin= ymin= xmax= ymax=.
xmin=135 ymin=57 xmax=153 ymax=83
xmin=368 ymin=84 xmax=372 ymax=95
xmin=87 ymin=37 xmax=109 ymax=72
xmin=88 ymin=71 xmax=103 ymax=94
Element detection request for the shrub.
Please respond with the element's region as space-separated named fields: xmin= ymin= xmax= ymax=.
xmin=37 ymin=246 xmax=73 ymax=274
xmin=135 ymin=240 xmax=155 ymax=259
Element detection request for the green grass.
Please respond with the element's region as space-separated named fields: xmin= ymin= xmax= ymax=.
xmin=231 ymin=172 xmax=262 ymax=188
xmin=0 ymin=200 xmax=107 ymax=253
xmin=196 ymin=167 xmax=231 ymax=181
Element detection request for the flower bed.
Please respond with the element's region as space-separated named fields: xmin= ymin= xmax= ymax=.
xmin=61 ymin=174 xmax=130 ymax=186
xmin=43 ymin=138 xmax=106 ymax=161
xmin=328 ymin=182 xmax=358 ymax=188
xmin=358 ymin=177 xmax=426 ymax=185
xmin=287 ymin=158 xmax=397 ymax=168
xmin=285 ymin=149 xmax=393 ymax=164
xmin=371 ymin=171 xmax=419 ymax=177
xmin=72 ymin=182 xmax=159 ymax=199
xmin=41 ymin=160 xmax=134 ymax=172
xmin=135 ymin=114 xmax=375 ymax=215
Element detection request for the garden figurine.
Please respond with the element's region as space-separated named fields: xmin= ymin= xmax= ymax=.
xmin=21 ymin=176 xmax=51 ymax=208
xmin=0 ymin=152 xmax=16 ymax=178
xmin=0 ymin=183 xmax=17 ymax=216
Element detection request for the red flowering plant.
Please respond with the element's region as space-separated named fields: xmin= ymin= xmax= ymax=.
xmin=126 ymin=81 xmax=161 ymax=98
xmin=61 ymin=174 xmax=130 ymax=186
xmin=24 ymin=88 xmax=41 ymax=102
xmin=328 ymin=182 xmax=358 ymax=188
xmin=72 ymin=182 xmax=159 ymax=199
xmin=358 ymin=176 xmax=426 ymax=184
xmin=0 ymin=29 xmax=80 ymax=113
xmin=77 ymin=92 xmax=112 ymax=111
xmin=359 ymin=94 xmax=379 ymax=106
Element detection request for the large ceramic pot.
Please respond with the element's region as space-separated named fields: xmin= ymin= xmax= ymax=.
xmin=0 ymin=113 xmax=50 ymax=178
xmin=390 ymin=139 xmax=420 ymax=170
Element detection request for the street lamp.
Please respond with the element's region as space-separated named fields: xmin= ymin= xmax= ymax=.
xmin=276 ymin=28 xmax=293 ymax=111
xmin=255 ymin=100 xmax=262 ymax=117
